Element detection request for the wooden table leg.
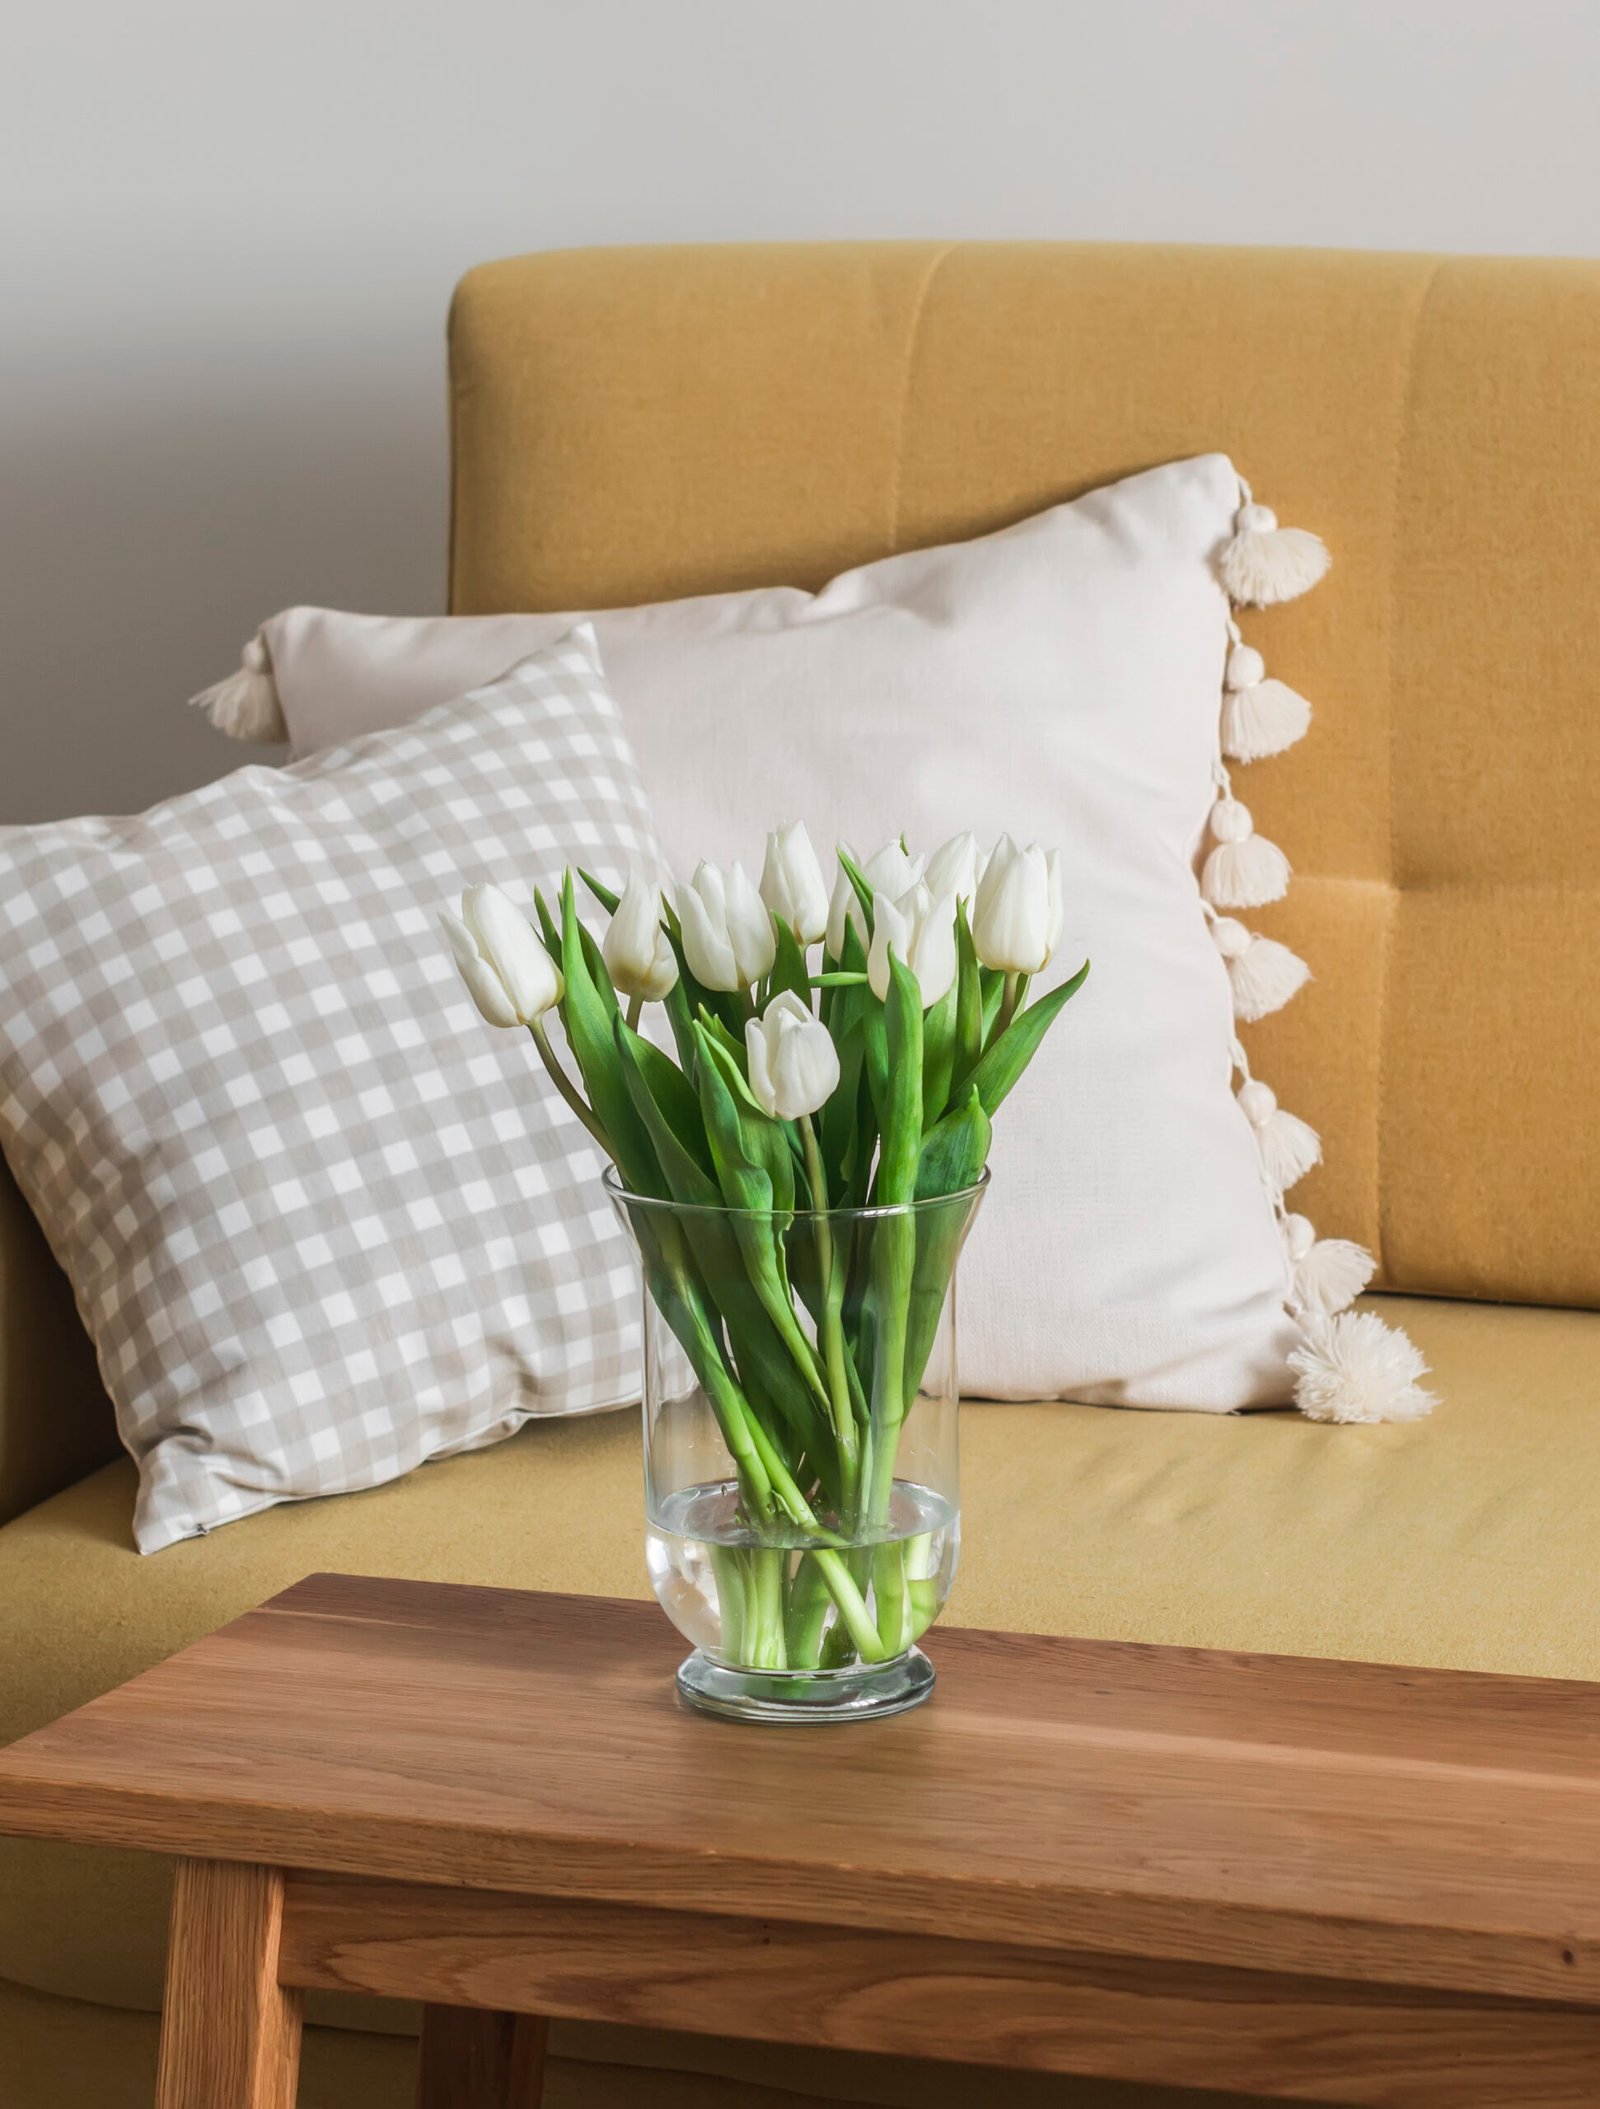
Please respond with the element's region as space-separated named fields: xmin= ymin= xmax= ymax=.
xmin=156 ymin=1859 xmax=304 ymax=2108
xmin=416 ymin=2005 xmax=549 ymax=2108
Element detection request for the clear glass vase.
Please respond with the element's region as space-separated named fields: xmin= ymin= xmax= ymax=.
xmin=607 ymin=1169 xmax=987 ymax=1723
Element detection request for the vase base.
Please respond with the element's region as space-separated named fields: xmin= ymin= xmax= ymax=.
xmin=675 ymin=1646 xmax=935 ymax=1725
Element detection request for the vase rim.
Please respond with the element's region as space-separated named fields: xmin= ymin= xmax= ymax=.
xmin=601 ymin=1162 xmax=990 ymax=1224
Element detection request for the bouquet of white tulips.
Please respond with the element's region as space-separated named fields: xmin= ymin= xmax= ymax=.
xmin=443 ymin=824 xmax=1086 ymax=1691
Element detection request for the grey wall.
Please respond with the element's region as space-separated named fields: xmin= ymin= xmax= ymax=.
xmin=6 ymin=0 xmax=1597 ymax=822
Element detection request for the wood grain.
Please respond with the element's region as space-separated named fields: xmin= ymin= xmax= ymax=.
xmin=282 ymin=1874 xmax=1600 ymax=2108
xmin=155 ymin=1860 xmax=303 ymax=2109
xmin=414 ymin=2004 xmax=547 ymax=2108
xmin=3 ymin=1573 xmax=1599 ymax=2013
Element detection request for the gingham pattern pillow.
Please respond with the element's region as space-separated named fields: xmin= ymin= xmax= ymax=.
xmin=0 ymin=626 xmax=656 ymax=1551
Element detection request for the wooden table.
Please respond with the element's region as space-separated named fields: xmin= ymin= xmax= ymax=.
xmin=1 ymin=1575 xmax=1598 ymax=2108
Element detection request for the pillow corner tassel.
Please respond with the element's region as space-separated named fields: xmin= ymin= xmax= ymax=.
xmin=189 ymin=631 xmax=287 ymax=743
xmin=1220 ymin=495 xmax=1332 ymax=609
xmin=1288 ymin=1309 xmax=1437 ymax=1426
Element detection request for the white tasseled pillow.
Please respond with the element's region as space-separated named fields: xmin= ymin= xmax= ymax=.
xmin=193 ymin=455 xmax=1434 ymax=1424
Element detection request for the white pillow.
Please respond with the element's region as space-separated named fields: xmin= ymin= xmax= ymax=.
xmin=0 ymin=629 xmax=658 ymax=1551
xmin=197 ymin=456 xmax=1433 ymax=1421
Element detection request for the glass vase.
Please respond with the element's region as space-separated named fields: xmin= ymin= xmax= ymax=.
xmin=606 ymin=1169 xmax=987 ymax=1723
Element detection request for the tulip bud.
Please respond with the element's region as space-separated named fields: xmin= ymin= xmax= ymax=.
xmin=867 ymin=882 xmax=958 ymax=1008
xmin=759 ymin=821 xmax=830 ymax=946
xmin=924 ymin=831 xmax=983 ymax=912
xmin=441 ymin=883 xmax=563 ymax=1028
xmin=825 ymin=839 xmax=926 ymax=957
xmin=745 ymin=990 xmax=840 ymax=1121
xmin=679 ymin=860 xmax=777 ymax=992
xmin=972 ymin=838 xmax=1063 ymax=975
xmin=602 ymin=870 xmax=678 ymax=1001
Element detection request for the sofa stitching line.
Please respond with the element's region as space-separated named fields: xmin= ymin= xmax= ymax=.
xmin=887 ymin=244 xmax=960 ymax=555
xmin=1376 ymin=257 xmax=1444 ymax=1285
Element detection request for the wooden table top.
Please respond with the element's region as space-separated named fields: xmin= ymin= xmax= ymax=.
xmin=2 ymin=1573 xmax=1598 ymax=2005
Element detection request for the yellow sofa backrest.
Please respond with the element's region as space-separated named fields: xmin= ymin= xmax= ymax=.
xmin=447 ymin=240 xmax=1600 ymax=1311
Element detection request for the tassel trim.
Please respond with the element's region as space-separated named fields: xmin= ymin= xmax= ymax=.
xmin=1209 ymin=918 xmax=1311 ymax=1022
xmin=1220 ymin=501 xmax=1332 ymax=607
xmin=1201 ymin=799 xmax=1291 ymax=909
xmin=190 ymin=632 xmax=288 ymax=743
xmin=1215 ymin=475 xmax=1434 ymax=1424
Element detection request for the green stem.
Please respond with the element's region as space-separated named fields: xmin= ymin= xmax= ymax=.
xmin=711 ymin=1546 xmax=747 ymax=1659
xmin=864 ymin=1233 xmax=910 ymax=1529
xmin=784 ymin=1552 xmax=832 ymax=1668
xmin=529 ymin=1019 xmax=612 ymax=1155
xmin=811 ymin=1549 xmax=886 ymax=1663
xmin=743 ymin=1549 xmax=788 ymax=1670
xmin=873 ymin=1542 xmax=915 ymax=1655
xmin=800 ymin=1116 xmax=860 ymax=1510
xmin=625 ymin=992 xmax=643 ymax=1032
xmin=996 ymin=971 xmax=1022 ymax=1038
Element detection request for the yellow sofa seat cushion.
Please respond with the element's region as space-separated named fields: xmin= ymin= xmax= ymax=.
xmin=1 ymin=1295 xmax=1595 ymax=2097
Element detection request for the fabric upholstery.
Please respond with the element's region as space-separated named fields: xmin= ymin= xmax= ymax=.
xmin=3 ymin=1294 xmax=1594 ymax=2054
xmin=0 ymin=634 xmax=657 ymax=1551
xmin=448 ymin=242 xmax=1600 ymax=1309
xmin=0 ymin=1169 xmax=117 ymax=1529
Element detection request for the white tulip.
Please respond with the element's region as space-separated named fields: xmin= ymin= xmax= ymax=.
xmin=924 ymin=831 xmax=983 ymax=913
xmin=868 ymin=882 xmax=958 ymax=1008
xmin=759 ymin=821 xmax=830 ymax=946
xmin=745 ymin=990 xmax=840 ymax=1121
xmin=679 ymin=860 xmax=776 ymax=992
xmin=825 ymin=839 xmax=926 ymax=957
xmin=440 ymin=883 xmax=563 ymax=1028
xmin=972 ymin=838 xmax=1064 ymax=975
xmin=602 ymin=870 xmax=678 ymax=1002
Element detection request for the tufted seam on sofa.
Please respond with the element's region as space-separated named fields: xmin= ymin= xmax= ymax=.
xmin=1374 ymin=256 xmax=1445 ymax=1285
xmin=886 ymin=243 xmax=959 ymax=555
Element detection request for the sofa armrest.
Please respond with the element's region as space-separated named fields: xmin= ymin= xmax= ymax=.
xmin=0 ymin=1159 xmax=120 ymax=1526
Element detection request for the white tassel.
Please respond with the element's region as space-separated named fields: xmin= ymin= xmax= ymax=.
xmin=1220 ymin=503 xmax=1331 ymax=607
xmin=1290 ymin=1311 xmax=1436 ymax=1424
xmin=1222 ymin=672 xmax=1312 ymax=762
xmin=189 ymin=632 xmax=287 ymax=743
xmin=1283 ymin=1213 xmax=1374 ymax=1315
xmin=1210 ymin=918 xmax=1310 ymax=1022
xmin=1238 ymin=1079 xmax=1320 ymax=1191
xmin=1201 ymin=799 xmax=1291 ymax=909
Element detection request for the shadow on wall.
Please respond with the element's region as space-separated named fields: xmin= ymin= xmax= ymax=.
xmin=1 ymin=364 xmax=446 ymax=824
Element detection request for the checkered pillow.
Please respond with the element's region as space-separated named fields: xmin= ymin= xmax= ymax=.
xmin=0 ymin=627 xmax=656 ymax=1551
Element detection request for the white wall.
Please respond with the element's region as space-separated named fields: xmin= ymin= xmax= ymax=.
xmin=6 ymin=0 xmax=1597 ymax=820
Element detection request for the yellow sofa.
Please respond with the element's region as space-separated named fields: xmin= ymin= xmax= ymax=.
xmin=3 ymin=242 xmax=1598 ymax=2109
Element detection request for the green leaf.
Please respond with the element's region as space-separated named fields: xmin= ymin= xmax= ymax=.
xmin=579 ymin=923 xmax=618 ymax=1020
xmin=965 ymin=958 xmax=1091 ymax=1118
xmin=698 ymin=1026 xmax=795 ymax=1220
xmin=578 ymin=867 xmax=621 ymax=916
xmin=835 ymin=847 xmax=876 ymax=940
xmin=916 ymin=1085 xmax=991 ymax=1200
xmin=559 ymin=872 xmax=661 ymax=1193
xmin=952 ymin=901 xmax=982 ymax=1091
xmin=875 ymin=951 xmax=924 ymax=1207
xmin=693 ymin=1022 xmax=828 ymax=1420
xmin=980 ymin=964 xmax=1005 ymax=1044
xmin=921 ymin=968 xmax=958 ymax=1130
xmin=769 ymin=919 xmax=812 ymax=1009
xmin=613 ymin=1016 xmax=712 ymax=1184
xmin=533 ymin=887 xmax=563 ymax=967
